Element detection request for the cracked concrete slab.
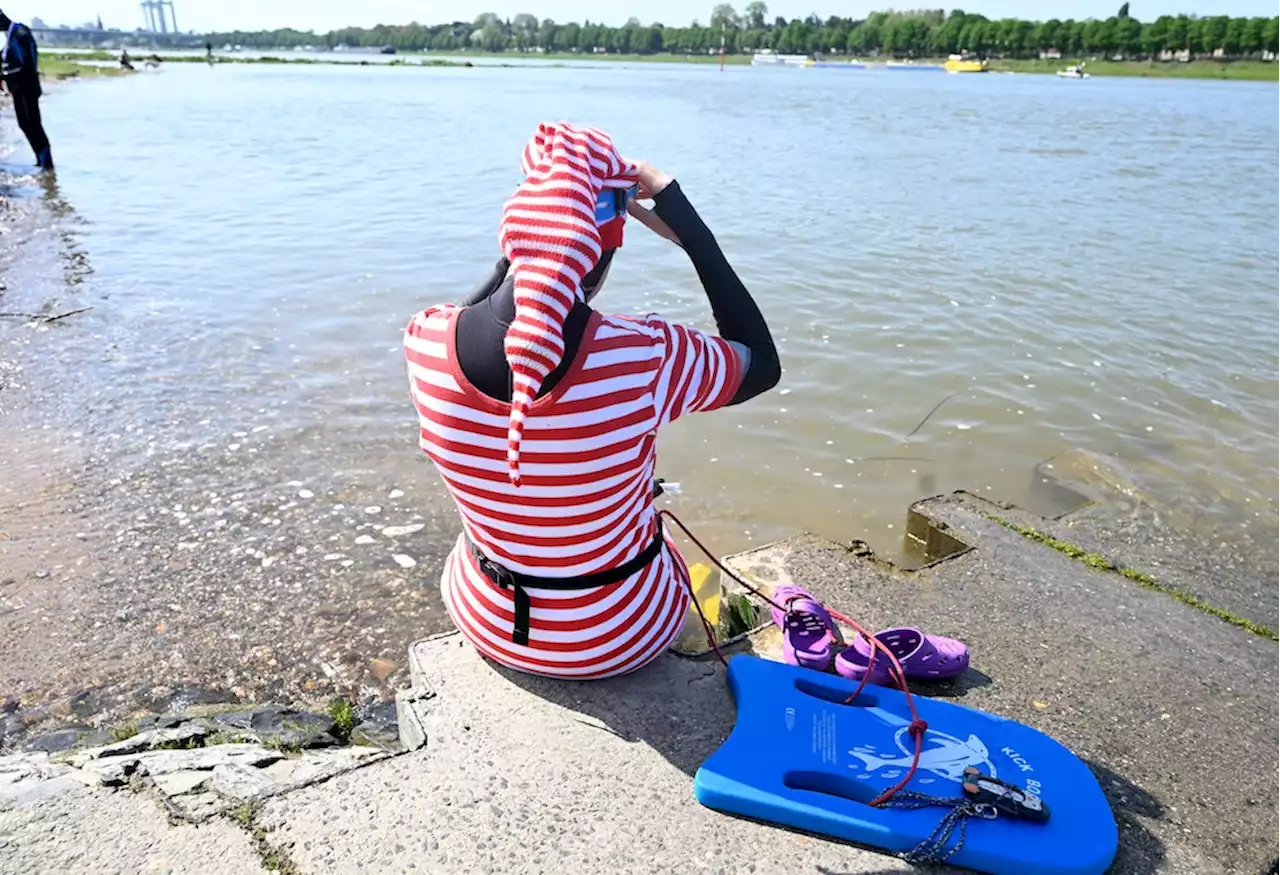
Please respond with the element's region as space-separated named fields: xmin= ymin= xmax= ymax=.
xmin=0 ymin=783 xmax=265 ymax=875
xmin=258 ymin=636 xmax=910 ymax=875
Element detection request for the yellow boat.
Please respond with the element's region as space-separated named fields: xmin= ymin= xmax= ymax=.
xmin=944 ymin=54 xmax=988 ymax=73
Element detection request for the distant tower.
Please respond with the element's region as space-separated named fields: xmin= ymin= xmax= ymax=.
xmin=97 ymin=15 xmax=104 ymax=30
xmin=140 ymin=1 xmax=177 ymax=34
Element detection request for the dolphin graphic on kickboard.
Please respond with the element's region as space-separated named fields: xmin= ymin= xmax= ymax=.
xmin=849 ymin=732 xmax=993 ymax=783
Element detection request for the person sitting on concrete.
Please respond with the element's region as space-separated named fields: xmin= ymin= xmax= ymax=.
xmin=403 ymin=122 xmax=779 ymax=679
xmin=0 ymin=9 xmax=52 ymax=170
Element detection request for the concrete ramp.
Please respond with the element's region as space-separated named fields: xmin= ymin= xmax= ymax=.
xmin=261 ymin=632 xmax=908 ymax=874
xmin=262 ymin=487 xmax=1276 ymax=875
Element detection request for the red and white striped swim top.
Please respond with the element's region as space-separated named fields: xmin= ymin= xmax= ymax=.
xmin=404 ymin=303 xmax=743 ymax=678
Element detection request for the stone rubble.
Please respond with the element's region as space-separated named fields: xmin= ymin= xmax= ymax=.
xmin=211 ymin=703 xmax=341 ymax=749
xmin=1 ymin=706 xmax=397 ymax=821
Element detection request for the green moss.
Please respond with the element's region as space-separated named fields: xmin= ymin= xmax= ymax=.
xmin=203 ymin=730 xmax=245 ymax=746
xmin=986 ymin=515 xmax=1278 ymax=641
xmin=260 ymin=849 xmax=290 ymax=871
xmin=327 ymin=698 xmax=358 ymax=744
xmin=227 ymin=800 xmax=300 ymax=874
xmin=261 ymin=735 xmax=305 ymax=754
xmin=153 ymin=736 xmax=203 ymax=751
xmin=110 ymin=721 xmax=141 ymax=742
xmin=230 ymin=801 xmax=260 ymax=827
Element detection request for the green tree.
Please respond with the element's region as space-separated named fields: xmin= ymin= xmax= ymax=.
xmin=1223 ymin=17 xmax=1244 ymax=56
xmin=1240 ymin=18 xmax=1264 ymax=55
xmin=559 ymin=21 xmax=579 ymax=50
xmin=1033 ymin=19 xmax=1062 ymax=52
xmin=1083 ymin=17 xmax=1116 ymax=56
xmin=710 ymin=4 xmax=741 ymax=30
xmin=1263 ymin=17 xmax=1279 ymax=54
xmin=203 ymin=9 xmax=1280 ymax=65
xmin=537 ymin=18 xmax=556 ymax=49
xmin=1010 ymin=19 xmax=1035 ymax=56
xmin=862 ymin=22 xmax=883 ymax=52
xmin=1198 ymin=16 xmax=1228 ymax=54
xmin=1114 ymin=16 xmax=1141 ymax=57
xmin=846 ymin=25 xmax=865 ymax=54
xmin=479 ymin=20 xmax=505 ymax=50
xmin=1142 ymin=16 xmax=1169 ymax=55
xmin=1063 ymin=19 xmax=1085 ymax=55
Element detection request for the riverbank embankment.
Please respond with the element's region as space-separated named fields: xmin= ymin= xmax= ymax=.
xmin=43 ymin=49 xmax=1280 ymax=79
xmin=3 ymin=451 xmax=1275 ymax=874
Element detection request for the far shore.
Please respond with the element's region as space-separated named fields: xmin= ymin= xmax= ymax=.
xmin=986 ymin=56 xmax=1278 ymax=80
xmin=41 ymin=56 xmax=131 ymax=80
xmin=43 ymin=49 xmax=1280 ymax=81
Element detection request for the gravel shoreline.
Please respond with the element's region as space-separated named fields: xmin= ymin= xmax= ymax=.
xmin=1 ymin=128 xmax=458 ymax=750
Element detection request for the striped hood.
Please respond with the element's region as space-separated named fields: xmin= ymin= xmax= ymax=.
xmin=498 ymin=122 xmax=638 ymax=486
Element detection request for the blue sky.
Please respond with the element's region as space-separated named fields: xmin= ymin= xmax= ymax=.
xmin=15 ymin=1 xmax=1278 ymax=33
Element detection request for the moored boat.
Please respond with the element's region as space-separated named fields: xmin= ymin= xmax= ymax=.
xmin=944 ymin=53 xmax=988 ymax=73
xmin=751 ymin=50 xmax=810 ymax=68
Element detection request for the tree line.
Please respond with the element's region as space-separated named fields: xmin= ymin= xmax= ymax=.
xmin=206 ymin=5 xmax=1280 ymax=60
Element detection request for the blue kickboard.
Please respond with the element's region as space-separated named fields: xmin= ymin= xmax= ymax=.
xmin=694 ymin=656 xmax=1117 ymax=875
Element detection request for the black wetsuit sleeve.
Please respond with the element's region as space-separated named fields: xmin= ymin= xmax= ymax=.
xmin=458 ymin=257 xmax=510 ymax=306
xmin=651 ymin=181 xmax=780 ymax=404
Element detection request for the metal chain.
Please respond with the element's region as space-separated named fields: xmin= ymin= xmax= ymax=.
xmin=882 ymin=791 xmax=998 ymax=865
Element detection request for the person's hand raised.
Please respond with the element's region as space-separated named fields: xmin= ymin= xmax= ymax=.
xmin=632 ymin=160 xmax=673 ymax=201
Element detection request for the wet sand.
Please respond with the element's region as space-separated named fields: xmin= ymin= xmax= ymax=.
xmin=1 ymin=149 xmax=457 ymax=748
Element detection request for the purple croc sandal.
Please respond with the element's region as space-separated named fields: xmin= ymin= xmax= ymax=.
xmin=834 ymin=627 xmax=970 ymax=685
xmin=771 ymin=585 xmax=841 ymax=671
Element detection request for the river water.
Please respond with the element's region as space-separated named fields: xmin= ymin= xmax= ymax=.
xmin=22 ymin=62 xmax=1280 ymax=561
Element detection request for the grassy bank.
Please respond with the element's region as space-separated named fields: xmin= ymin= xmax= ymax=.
xmin=45 ymin=51 xmax=480 ymax=68
xmin=428 ymin=50 xmax=752 ymax=65
xmin=41 ymin=57 xmax=130 ymax=80
xmin=46 ymin=49 xmax=748 ymax=67
xmin=988 ymin=57 xmax=1278 ymax=80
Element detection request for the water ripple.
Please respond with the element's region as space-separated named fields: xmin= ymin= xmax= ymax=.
xmin=36 ymin=63 xmax=1280 ymax=556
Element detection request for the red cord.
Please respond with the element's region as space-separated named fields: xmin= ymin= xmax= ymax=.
xmin=659 ymin=509 xmax=926 ymax=807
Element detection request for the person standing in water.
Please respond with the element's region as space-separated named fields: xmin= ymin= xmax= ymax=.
xmin=0 ymin=10 xmax=52 ymax=171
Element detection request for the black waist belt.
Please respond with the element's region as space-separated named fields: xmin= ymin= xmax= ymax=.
xmin=468 ymin=523 xmax=665 ymax=646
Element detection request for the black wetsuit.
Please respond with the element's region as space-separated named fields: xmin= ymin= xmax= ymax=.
xmin=456 ymin=180 xmax=780 ymax=405
xmin=1 ymin=22 xmax=52 ymax=169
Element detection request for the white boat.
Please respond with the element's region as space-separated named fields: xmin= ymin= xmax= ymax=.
xmin=751 ymin=50 xmax=809 ymax=68
xmin=1057 ymin=64 xmax=1090 ymax=79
